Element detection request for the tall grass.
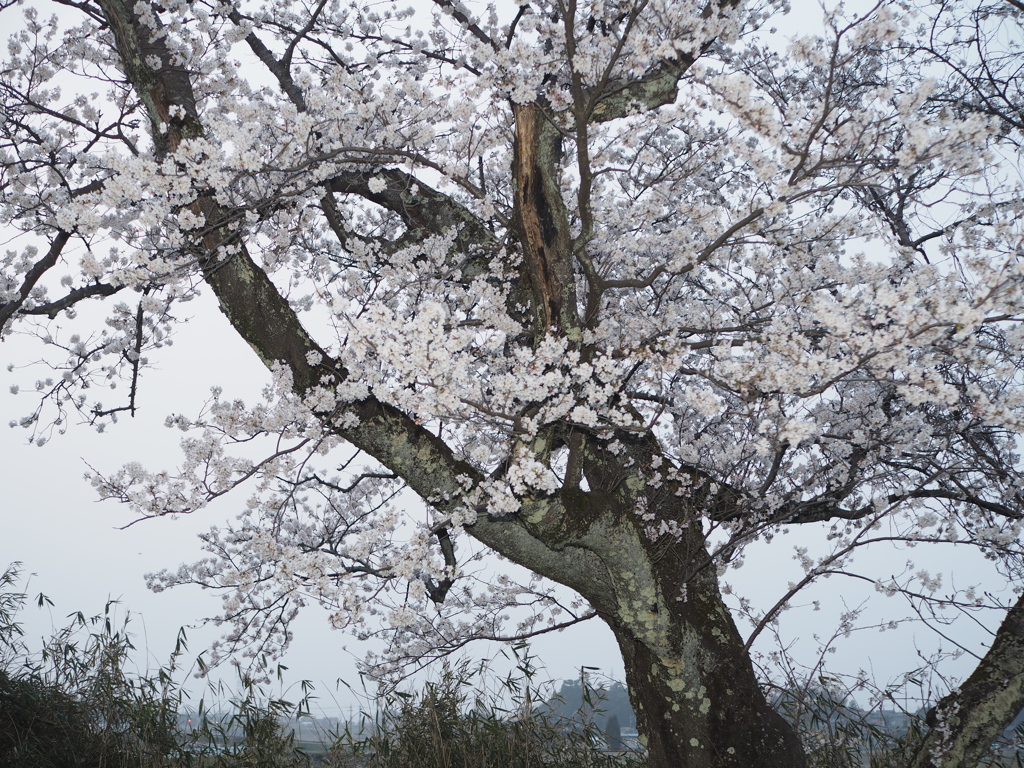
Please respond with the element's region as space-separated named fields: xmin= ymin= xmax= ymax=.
xmin=336 ymin=646 xmax=643 ymax=768
xmin=0 ymin=563 xmax=644 ymax=768
xmin=8 ymin=561 xmax=1019 ymax=768
xmin=0 ymin=563 xmax=196 ymax=767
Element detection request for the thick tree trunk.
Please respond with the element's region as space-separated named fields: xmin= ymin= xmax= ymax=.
xmin=505 ymin=433 xmax=808 ymax=767
xmin=605 ymin=556 xmax=803 ymax=766
xmin=609 ymin=559 xmax=805 ymax=766
xmin=511 ymin=433 xmax=810 ymax=768
xmin=584 ymin=523 xmax=807 ymax=768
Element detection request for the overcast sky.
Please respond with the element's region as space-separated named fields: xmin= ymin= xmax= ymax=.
xmin=0 ymin=0 xmax=1006 ymax=720
xmin=0 ymin=290 xmax=636 ymax=716
xmin=1 ymin=289 xmax=996 ymax=715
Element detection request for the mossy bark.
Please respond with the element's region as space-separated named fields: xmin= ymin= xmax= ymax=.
xmin=556 ymin=439 xmax=808 ymax=768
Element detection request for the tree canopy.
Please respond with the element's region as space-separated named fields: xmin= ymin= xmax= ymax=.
xmin=3 ymin=0 xmax=1024 ymax=765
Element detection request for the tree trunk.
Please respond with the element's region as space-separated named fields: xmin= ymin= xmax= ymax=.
xmin=570 ymin=512 xmax=807 ymax=768
xmin=607 ymin=541 xmax=805 ymax=767
xmin=502 ymin=431 xmax=808 ymax=767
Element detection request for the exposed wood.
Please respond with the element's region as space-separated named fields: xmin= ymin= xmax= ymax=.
xmin=512 ymin=103 xmax=580 ymax=340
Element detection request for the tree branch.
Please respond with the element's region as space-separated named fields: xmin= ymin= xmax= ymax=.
xmin=430 ymin=0 xmax=496 ymax=50
xmin=590 ymin=58 xmax=693 ymax=123
xmin=783 ymin=488 xmax=1022 ymax=525
xmin=95 ymin=0 xmax=612 ymax=607
xmin=328 ymin=168 xmax=497 ymax=276
xmin=0 ymin=230 xmax=71 ymax=328
xmin=588 ymin=0 xmax=741 ymax=123
xmin=226 ymin=7 xmax=308 ymax=111
xmin=18 ymin=281 xmax=121 ymax=319
xmin=425 ymin=523 xmax=456 ymax=604
xmin=909 ymin=590 xmax=1024 ymax=768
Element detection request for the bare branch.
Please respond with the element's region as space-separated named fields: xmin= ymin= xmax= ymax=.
xmin=0 ymin=231 xmax=71 ymax=328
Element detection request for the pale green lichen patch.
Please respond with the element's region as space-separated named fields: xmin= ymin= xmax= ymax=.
xmin=661 ymin=657 xmax=690 ymax=692
xmin=521 ymin=502 xmax=548 ymax=524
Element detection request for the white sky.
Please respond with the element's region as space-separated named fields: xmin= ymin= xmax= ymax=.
xmin=0 ymin=290 xmax=997 ymax=714
xmin=0 ymin=289 xmax=633 ymax=715
xmin=0 ymin=0 xmax=1008 ymax=719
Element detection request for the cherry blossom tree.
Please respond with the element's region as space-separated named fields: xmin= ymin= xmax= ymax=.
xmin=2 ymin=0 xmax=1024 ymax=765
